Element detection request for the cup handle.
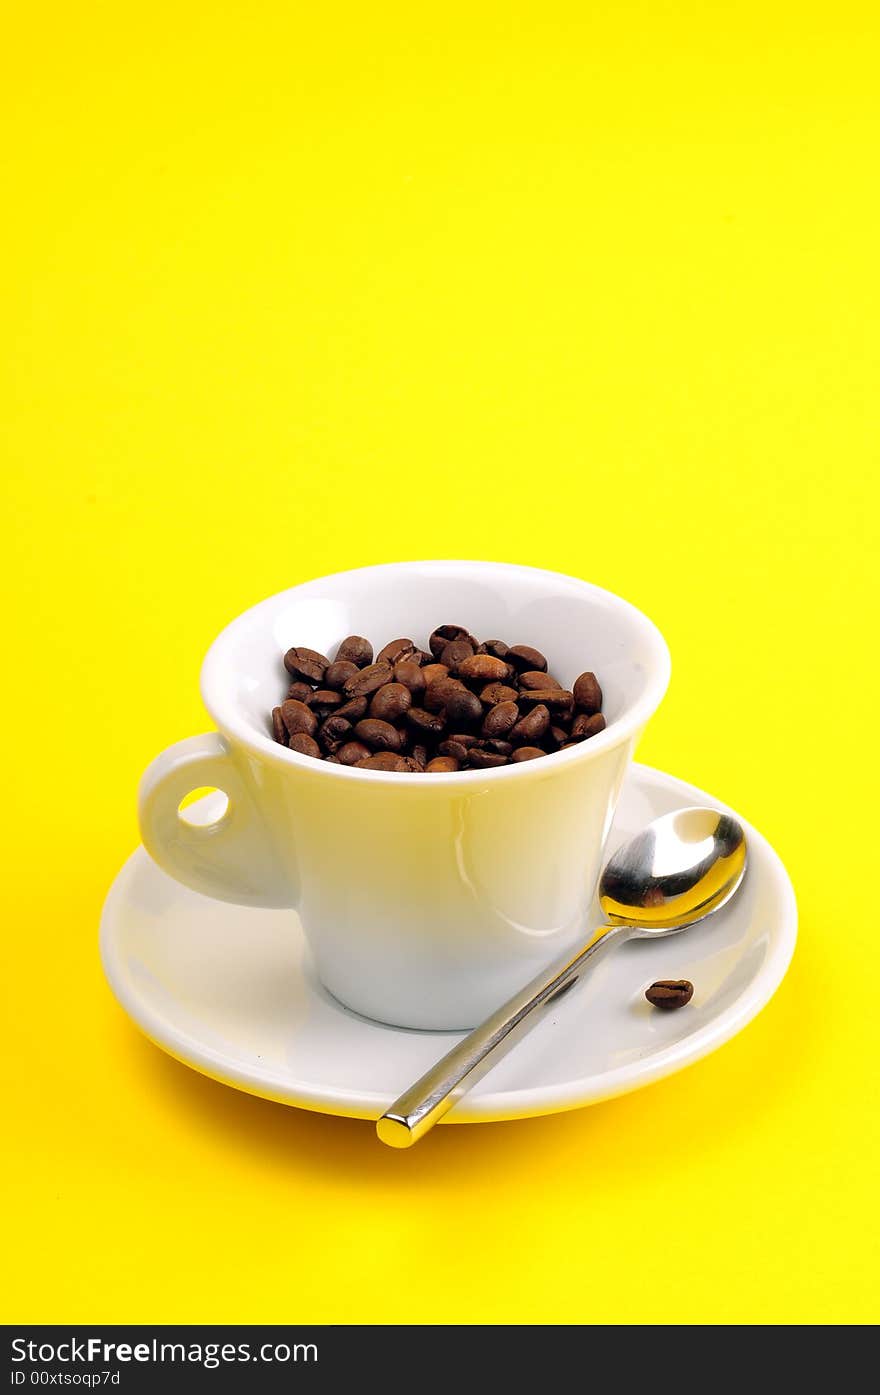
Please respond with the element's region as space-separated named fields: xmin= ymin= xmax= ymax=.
xmin=138 ymin=734 xmax=291 ymax=908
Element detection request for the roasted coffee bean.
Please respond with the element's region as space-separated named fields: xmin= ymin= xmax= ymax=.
xmin=335 ymin=635 xmax=373 ymax=667
xmin=440 ymin=637 xmax=477 ymax=672
xmin=469 ymin=747 xmax=509 ymax=768
xmin=335 ymin=695 xmax=368 ymax=722
xmin=428 ymin=624 xmax=476 ymax=659
xmin=411 ymin=743 xmax=429 ymax=770
xmin=376 ymin=637 xmax=417 ymax=666
xmin=518 ymin=687 xmax=574 ymax=713
xmin=288 ymin=732 xmax=322 ymax=759
xmin=482 ymin=700 xmax=520 ymax=738
xmin=406 ymin=706 xmax=446 ymax=737
xmin=318 ymin=715 xmax=352 ymax=753
xmin=325 ymin=755 xmax=341 ymax=763
xmin=447 ymin=732 xmax=479 ymax=748
xmin=283 ymin=646 xmax=329 ymax=683
xmin=413 ymin=649 xmax=433 ymax=666
xmin=369 ymin=682 xmax=413 ymax=722
xmin=573 ymin=672 xmax=603 ymax=714
xmin=438 ymin=739 xmax=469 ymax=762
xmin=481 ymin=738 xmax=512 ymax=755
xmin=337 ymin=740 xmax=371 ymax=766
xmin=310 ymin=689 xmax=343 ymax=717
xmin=285 ymin=680 xmax=314 ymax=704
xmin=547 ymin=725 xmax=569 ymax=749
xmin=519 ymin=670 xmax=561 ymax=691
xmin=506 ymin=644 xmax=547 ymax=673
xmin=324 ymin=660 xmax=359 ymax=691
xmin=426 ymin=755 xmax=460 ymax=772
xmin=510 ymin=703 xmax=550 ymax=744
xmin=480 ymin=639 xmax=509 ymax=660
xmin=342 ymin=661 xmax=393 ymax=698
xmin=271 ymin=707 xmax=288 ymax=744
xmin=444 ymin=685 xmax=484 ymax=724
xmin=511 ymin=746 xmax=545 ymax=762
xmin=424 ymin=676 xmax=463 ymax=713
xmin=479 ymin=682 xmax=519 ymax=708
xmin=280 ymin=698 xmax=318 ymax=738
xmin=570 ymin=712 xmax=606 ymax=740
xmin=354 ymin=718 xmax=403 ymax=752
xmin=355 ymin=751 xmax=411 ymax=771
xmin=455 ymin=653 xmax=510 ymax=683
xmin=645 ymin=980 xmax=694 ymax=1010
xmin=393 ymin=660 xmax=426 ymax=698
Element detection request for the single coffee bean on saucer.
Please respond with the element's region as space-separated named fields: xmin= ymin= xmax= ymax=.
xmin=645 ymin=980 xmax=694 ymax=1010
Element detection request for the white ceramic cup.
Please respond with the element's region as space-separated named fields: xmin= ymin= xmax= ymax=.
xmin=138 ymin=562 xmax=670 ymax=1029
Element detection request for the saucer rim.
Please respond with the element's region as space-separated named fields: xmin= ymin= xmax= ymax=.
xmin=100 ymin=762 xmax=798 ymax=1123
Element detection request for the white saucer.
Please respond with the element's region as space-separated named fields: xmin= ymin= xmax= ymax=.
xmin=100 ymin=763 xmax=796 ymax=1124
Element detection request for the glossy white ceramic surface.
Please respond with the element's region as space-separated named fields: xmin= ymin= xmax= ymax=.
xmin=105 ymin=764 xmax=797 ymax=1124
xmin=138 ymin=562 xmax=671 ymax=1027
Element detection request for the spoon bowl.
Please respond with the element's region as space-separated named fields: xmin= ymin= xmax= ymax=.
xmin=599 ymin=807 xmax=747 ymax=932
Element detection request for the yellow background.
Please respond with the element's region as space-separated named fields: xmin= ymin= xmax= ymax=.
xmin=3 ymin=2 xmax=878 ymax=1325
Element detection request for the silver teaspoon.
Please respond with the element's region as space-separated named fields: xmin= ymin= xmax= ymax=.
xmin=377 ymin=806 xmax=747 ymax=1147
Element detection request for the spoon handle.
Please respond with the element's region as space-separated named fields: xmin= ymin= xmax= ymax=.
xmin=376 ymin=924 xmax=633 ymax=1147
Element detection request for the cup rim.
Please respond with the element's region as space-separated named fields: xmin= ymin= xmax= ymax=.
xmin=200 ymin=560 xmax=672 ymax=786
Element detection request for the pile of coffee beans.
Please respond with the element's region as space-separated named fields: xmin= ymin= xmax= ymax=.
xmin=270 ymin=625 xmax=606 ymax=772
